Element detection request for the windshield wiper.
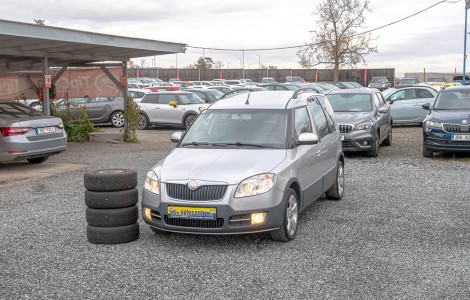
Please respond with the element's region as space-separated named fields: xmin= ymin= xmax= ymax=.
xmin=211 ymin=142 xmax=270 ymax=148
xmin=181 ymin=141 xmax=209 ymax=146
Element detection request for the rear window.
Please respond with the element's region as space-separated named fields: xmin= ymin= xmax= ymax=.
xmin=0 ymin=102 xmax=43 ymax=119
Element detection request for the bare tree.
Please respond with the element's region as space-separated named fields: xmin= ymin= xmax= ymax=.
xmin=297 ymin=0 xmax=377 ymax=81
xmin=214 ymin=60 xmax=225 ymax=69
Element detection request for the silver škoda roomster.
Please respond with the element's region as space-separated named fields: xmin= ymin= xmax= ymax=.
xmin=142 ymin=90 xmax=345 ymax=242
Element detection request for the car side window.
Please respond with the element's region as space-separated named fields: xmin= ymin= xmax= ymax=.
xmin=316 ymin=97 xmax=337 ymax=133
xmin=142 ymin=94 xmax=159 ymax=104
xmin=158 ymin=94 xmax=176 ymax=104
xmin=308 ymin=101 xmax=330 ymax=139
xmin=294 ymin=107 xmax=312 ymax=137
xmin=416 ymin=89 xmax=433 ymax=98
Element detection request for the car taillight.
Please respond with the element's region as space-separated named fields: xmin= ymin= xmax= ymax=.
xmin=0 ymin=127 xmax=31 ymax=136
xmin=58 ymin=123 xmax=64 ymax=129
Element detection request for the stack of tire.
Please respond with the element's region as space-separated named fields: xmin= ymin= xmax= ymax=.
xmin=84 ymin=169 xmax=140 ymax=244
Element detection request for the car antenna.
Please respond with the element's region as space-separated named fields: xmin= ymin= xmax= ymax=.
xmin=245 ymin=91 xmax=251 ymax=105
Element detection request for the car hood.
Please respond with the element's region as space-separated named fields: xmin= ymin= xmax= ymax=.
xmin=429 ymin=110 xmax=470 ymax=123
xmin=157 ymin=148 xmax=287 ymax=184
xmin=334 ymin=112 xmax=373 ymax=124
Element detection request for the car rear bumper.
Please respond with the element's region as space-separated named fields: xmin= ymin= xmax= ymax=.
xmin=0 ymin=135 xmax=67 ymax=161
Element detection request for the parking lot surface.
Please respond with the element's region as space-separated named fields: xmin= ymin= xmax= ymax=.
xmin=1 ymin=126 xmax=469 ymax=299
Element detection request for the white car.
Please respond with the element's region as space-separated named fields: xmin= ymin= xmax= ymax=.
xmin=137 ymin=91 xmax=209 ymax=129
xmin=128 ymin=88 xmax=150 ymax=103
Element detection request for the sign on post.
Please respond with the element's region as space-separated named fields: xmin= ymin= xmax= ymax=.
xmin=120 ymin=76 xmax=127 ymax=87
xmin=44 ymin=75 xmax=52 ymax=88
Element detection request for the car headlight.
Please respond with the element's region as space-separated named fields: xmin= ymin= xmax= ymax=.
xmin=144 ymin=170 xmax=160 ymax=194
xmin=235 ymin=173 xmax=275 ymax=198
xmin=354 ymin=122 xmax=373 ymax=131
xmin=425 ymin=120 xmax=442 ymax=130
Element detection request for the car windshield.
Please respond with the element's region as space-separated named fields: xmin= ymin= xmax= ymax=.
xmin=181 ymin=109 xmax=288 ymax=148
xmin=371 ymin=77 xmax=387 ymax=83
xmin=206 ymin=90 xmax=224 ymax=101
xmin=0 ymin=102 xmax=44 ymax=119
xmin=434 ymin=91 xmax=470 ymax=110
xmin=179 ymin=93 xmax=205 ymax=105
xmin=326 ymin=94 xmax=373 ymax=112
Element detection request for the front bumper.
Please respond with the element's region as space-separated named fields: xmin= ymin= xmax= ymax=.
xmin=141 ymin=183 xmax=286 ymax=235
xmin=423 ymin=128 xmax=470 ymax=153
xmin=341 ymin=130 xmax=376 ymax=152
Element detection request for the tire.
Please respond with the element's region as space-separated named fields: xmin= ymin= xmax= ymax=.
xmin=84 ymin=169 xmax=137 ymax=192
xmin=367 ymin=135 xmax=380 ymax=157
xmin=325 ymin=160 xmax=344 ymax=201
xmin=27 ymin=157 xmax=48 ymax=164
xmin=85 ymin=188 xmax=138 ymax=209
xmin=423 ymin=144 xmax=433 ymax=158
xmin=382 ymin=127 xmax=392 ymax=146
xmin=137 ymin=114 xmax=149 ymax=130
xmin=87 ymin=223 xmax=139 ymax=244
xmin=110 ymin=111 xmax=125 ymax=128
xmin=86 ymin=206 xmax=138 ymax=227
xmin=184 ymin=114 xmax=196 ymax=128
xmin=270 ymin=188 xmax=299 ymax=242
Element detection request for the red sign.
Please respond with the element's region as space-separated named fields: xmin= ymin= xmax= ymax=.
xmin=44 ymin=75 xmax=52 ymax=88
xmin=315 ymin=70 xmax=319 ymax=82
xmin=219 ymin=71 xmax=223 ymax=79
xmin=120 ymin=76 xmax=127 ymax=87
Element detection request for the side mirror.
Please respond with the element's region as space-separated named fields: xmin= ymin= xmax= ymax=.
xmin=422 ymin=103 xmax=431 ymax=110
xmin=298 ymin=132 xmax=319 ymax=145
xmin=169 ymin=101 xmax=177 ymax=107
xmin=378 ymin=107 xmax=389 ymax=114
xmin=170 ymin=131 xmax=183 ymax=143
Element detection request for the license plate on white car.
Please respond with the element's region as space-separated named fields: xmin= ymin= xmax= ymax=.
xmin=451 ymin=134 xmax=470 ymax=141
xmin=36 ymin=126 xmax=56 ymax=135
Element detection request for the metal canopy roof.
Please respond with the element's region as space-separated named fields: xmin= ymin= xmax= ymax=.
xmin=0 ymin=19 xmax=187 ymax=73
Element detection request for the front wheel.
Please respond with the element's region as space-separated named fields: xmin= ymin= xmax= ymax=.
xmin=325 ymin=160 xmax=344 ymax=200
xmin=367 ymin=135 xmax=380 ymax=157
xmin=423 ymin=144 xmax=433 ymax=158
xmin=382 ymin=127 xmax=392 ymax=146
xmin=270 ymin=188 xmax=299 ymax=242
xmin=110 ymin=111 xmax=125 ymax=127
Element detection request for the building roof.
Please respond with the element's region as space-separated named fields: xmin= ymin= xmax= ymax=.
xmin=0 ymin=19 xmax=187 ymax=73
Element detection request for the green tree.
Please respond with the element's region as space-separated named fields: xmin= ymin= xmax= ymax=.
xmin=297 ymin=0 xmax=377 ymax=81
xmin=194 ymin=57 xmax=215 ymax=69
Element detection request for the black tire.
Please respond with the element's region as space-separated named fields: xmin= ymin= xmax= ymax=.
xmin=367 ymin=135 xmax=379 ymax=157
xmin=270 ymin=188 xmax=299 ymax=242
xmin=84 ymin=169 xmax=137 ymax=192
xmin=110 ymin=111 xmax=125 ymax=128
xmin=184 ymin=114 xmax=196 ymax=128
xmin=423 ymin=144 xmax=433 ymax=158
xmin=27 ymin=157 xmax=48 ymax=164
xmin=87 ymin=223 xmax=139 ymax=244
xmin=85 ymin=188 xmax=138 ymax=209
xmin=86 ymin=206 xmax=138 ymax=227
xmin=382 ymin=127 xmax=392 ymax=146
xmin=137 ymin=114 xmax=149 ymax=130
xmin=325 ymin=160 xmax=344 ymax=201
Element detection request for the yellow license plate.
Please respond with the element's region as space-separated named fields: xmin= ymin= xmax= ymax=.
xmin=167 ymin=206 xmax=216 ymax=220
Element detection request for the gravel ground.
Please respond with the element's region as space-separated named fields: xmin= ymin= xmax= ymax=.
xmin=1 ymin=126 xmax=469 ymax=300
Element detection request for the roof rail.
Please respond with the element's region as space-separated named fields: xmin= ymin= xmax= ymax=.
xmin=293 ymin=88 xmax=316 ymax=99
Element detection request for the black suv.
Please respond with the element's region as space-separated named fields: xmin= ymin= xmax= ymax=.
xmin=422 ymin=86 xmax=470 ymax=157
xmin=326 ymin=88 xmax=393 ymax=157
xmin=368 ymin=76 xmax=391 ymax=91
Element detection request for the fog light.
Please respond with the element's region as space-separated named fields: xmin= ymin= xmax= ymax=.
xmin=361 ymin=141 xmax=369 ymax=146
xmin=251 ymin=212 xmax=267 ymax=225
xmin=143 ymin=207 xmax=152 ymax=221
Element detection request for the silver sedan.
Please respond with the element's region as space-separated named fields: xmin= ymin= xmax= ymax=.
xmin=0 ymin=101 xmax=67 ymax=163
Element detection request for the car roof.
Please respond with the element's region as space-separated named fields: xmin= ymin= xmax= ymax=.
xmin=440 ymin=86 xmax=470 ymax=92
xmin=327 ymin=87 xmax=378 ymax=94
xmin=208 ymin=90 xmax=321 ymax=110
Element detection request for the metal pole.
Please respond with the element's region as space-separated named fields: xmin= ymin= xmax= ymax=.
xmin=463 ymin=5 xmax=468 ymax=85
xmin=42 ymin=56 xmax=50 ymax=116
xmin=242 ymin=50 xmax=245 ymax=79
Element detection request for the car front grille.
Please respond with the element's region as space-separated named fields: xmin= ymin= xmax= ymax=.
xmin=443 ymin=124 xmax=470 ymax=133
xmin=342 ymin=141 xmax=354 ymax=148
xmin=164 ymin=216 xmax=224 ymax=228
xmin=339 ymin=124 xmax=353 ymax=133
xmin=166 ymin=183 xmax=227 ymax=201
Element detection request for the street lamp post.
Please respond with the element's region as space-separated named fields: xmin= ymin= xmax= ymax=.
xmin=463 ymin=0 xmax=470 ymax=85
xmin=256 ymin=54 xmax=261 ymax=69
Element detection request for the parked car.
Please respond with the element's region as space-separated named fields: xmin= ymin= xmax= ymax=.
xmin=145 ymin=86 xmax=179 ymax=92
xmin=128 ymin=88 xmax=151 ymax=103
xmin=331 ymin=82 xmax=356 ymax=89
xmin=426 ymin=76 xmax=447 ymax=83
xmin=0 ymin=100 xmax=67 ymax=163
xmin=397 ymin=77 xmax=420 ymax=88
xmin=261 ymin=77 xmax=276 ymax=84
xmin=368 ymin=76 xmax=391 ymax=91
xmin=141 ymin=90 xmax=345 ymax=241
xmin=190 ymin=81 xmax=213 ymax=87
xmin=219 ymin=86 xmax=268 ymax=99
xmin=223 ymin=79 xmax=243 ymax=85
xmin=55 ymin=96 xmax=125 ymax=127
xmin=137 ymin=91 xmax=210 ymax=129
xmin=171 ymin=81 xmax=193 ymax=88
xmin=384 ymin=86 xmax=438 ymax=124
xmin=190 ymin=88 xmax=224 ymax=103
xmin=207 ymin=85 xmax=242 ymax=94
xmin=259 ymin=83 xmax=303 ymax=91
xmin=422 ymin=86 xmax=470 ymax=157
xmin=326 ymin=88 xmax=393 ymax=157
xmin=285 ymin=76 xmax=307 ymax=83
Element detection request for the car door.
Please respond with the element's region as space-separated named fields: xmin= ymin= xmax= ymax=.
xmin=293 ymin=107 xmax=323 ymax=208
xmin=155 ymin=94 xmax=184 ymax=124
xmin=86 ymin=97 xmax=112 ymax=122
xmin=387 ymin=89 xmax=423 ymax=122
xmin=373 ymin=92 xmax=389 ymax=141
